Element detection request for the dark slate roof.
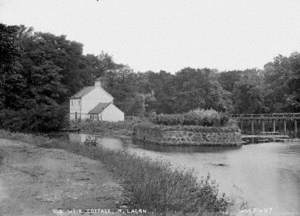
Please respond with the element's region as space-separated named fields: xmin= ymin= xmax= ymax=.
xmin=70 ymin=86 xmax=94 ymax=99
xmin=88 ymin=102 xmax=111 ymax=114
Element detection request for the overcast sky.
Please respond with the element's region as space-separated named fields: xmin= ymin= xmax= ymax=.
xmin=0 ymin=0 xmax=299 ymax=72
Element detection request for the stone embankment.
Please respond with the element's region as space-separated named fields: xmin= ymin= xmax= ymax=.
xmin=133 ymin=123 xmax=242 ymax=146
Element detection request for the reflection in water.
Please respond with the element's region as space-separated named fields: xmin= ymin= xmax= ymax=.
xmin=69 ymin=133 xmax=124 ymax=150
xmin=132 ymin=142 xmax=242 ymax=153
xmin=69 ymin=133 xmax=300 ymax=214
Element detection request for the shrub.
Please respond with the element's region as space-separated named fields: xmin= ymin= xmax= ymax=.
xmin=0 ymin=105 xmax=67 ymax=132
xmin=70 ymin=117 xmax=148 ymax=136
xmin=134 ymin=123 xmax=240 ymax=134
xmin=150 ymin=109 xmax=229 ymax=127
xmin=225 ymin=119 xmax=239 ymax=129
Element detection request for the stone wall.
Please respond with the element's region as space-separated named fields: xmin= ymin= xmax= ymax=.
xmin=132 ymin=123 xmax=242 ymax=146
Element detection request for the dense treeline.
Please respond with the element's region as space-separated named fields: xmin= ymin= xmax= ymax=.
xmin=0 ymin=24 xmax=119 ymax=131
xmin=1 ymin=23 xmax=299 ymax=132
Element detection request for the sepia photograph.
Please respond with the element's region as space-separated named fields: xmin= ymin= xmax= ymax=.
xmin=0 ymin=0 xmax=299 ymax=215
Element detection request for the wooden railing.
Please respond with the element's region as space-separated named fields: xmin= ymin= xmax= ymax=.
xmin=229 ymin=113 xmax=300 ymax=120
xmin=229 ymin=113 xmax=299 ymax=137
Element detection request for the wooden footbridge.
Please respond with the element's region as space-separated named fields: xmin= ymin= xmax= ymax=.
xmin=229 ymin=113 xmax=300 ymax=138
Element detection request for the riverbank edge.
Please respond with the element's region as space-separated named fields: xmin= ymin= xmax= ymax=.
xmin=0 ymin=129 xmax=232 ymax=215
xmin=69 ymin=120 xmax=243 ymax=147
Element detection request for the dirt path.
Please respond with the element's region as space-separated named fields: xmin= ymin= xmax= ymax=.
xmin=0 ymin=138 xmax=123 ymax=216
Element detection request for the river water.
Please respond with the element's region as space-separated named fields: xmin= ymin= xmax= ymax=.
xmin=69 ymin=133 xmax=300 ymax=215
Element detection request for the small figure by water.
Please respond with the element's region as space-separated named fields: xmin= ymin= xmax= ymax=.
xmin=84 ymin=135 xmax=97 ymax=146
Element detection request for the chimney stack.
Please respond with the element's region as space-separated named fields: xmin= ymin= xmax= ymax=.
xmin=95 ymin=78 xmax=102 ymax=88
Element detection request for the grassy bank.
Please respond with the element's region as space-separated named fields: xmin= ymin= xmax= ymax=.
xmin=0 ymin=130 xmax=231 ymax=215
xmin=70 ymin=118 xmax=142 ymax=137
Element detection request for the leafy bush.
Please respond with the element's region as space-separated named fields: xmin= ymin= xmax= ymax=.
xmin=150 ymin=109 xmax=229 ymax=127
xmin=0 ymin=130 xmax=231 ymax=214
xmin=135 ymin=122 xmax=240 ymax=134
xmin=70 ymin=117 xmax=148 ymax=136
xmin=0 ymin=105 xmax=67 ymax=132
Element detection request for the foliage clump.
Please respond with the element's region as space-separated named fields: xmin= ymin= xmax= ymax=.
xmin=70 ymin=116 xmax=146 ymax=136
xmin=150 ymin=109 xmax=229 ymax=127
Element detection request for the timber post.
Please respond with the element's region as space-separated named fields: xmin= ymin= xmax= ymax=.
xmin=283 ymin=120 xmax=287 ymax=135
xmin=261 ymin=120 xmax=265 ymax=133
xmin=251 ymin=120 xmax=255 ymax=135
xmin=272 ymin=120 xmax=276 ymax=133
xmin=295 ymin=120 xmax=298 ymax=137
xmin=240 ymin=120 xmax=243 ymax=133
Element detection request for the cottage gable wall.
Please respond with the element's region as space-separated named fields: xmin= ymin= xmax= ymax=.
xmin=80 ymin=88 xmax=113 ymax=119
xmin=101 ymin=104 xmax=124 ymax=122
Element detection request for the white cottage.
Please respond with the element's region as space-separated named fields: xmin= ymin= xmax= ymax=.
xmin=70 ymin=78 xmax=124 ymax=122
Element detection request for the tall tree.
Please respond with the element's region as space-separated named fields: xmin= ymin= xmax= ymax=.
xmin=263 ymin=53 xmax=300 ymax=112
xmin=217 ymin=70 xmax=242 ymax=92
xmin=173 ymin=68 xmax=232 ymax=113
xmin=232 ymin=69 xmax=265 ymax=113
xmin=102 ymin=66 xmax=144 ymax=115
xmin=146 ymin=70 xmax=176 ymax=114
xmin=0 ymin=24 xmax=20 ymax=109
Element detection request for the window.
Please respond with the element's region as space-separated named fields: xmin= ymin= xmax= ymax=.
xmin=90 ymin=114 xmax=99 ymax=121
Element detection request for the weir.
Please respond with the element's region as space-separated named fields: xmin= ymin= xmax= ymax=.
xmin=229 ymin=113 xmax=300 ymax=138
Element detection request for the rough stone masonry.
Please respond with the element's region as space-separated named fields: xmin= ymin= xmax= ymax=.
xmin=133 ymin=124 xmax=242 ymax=146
